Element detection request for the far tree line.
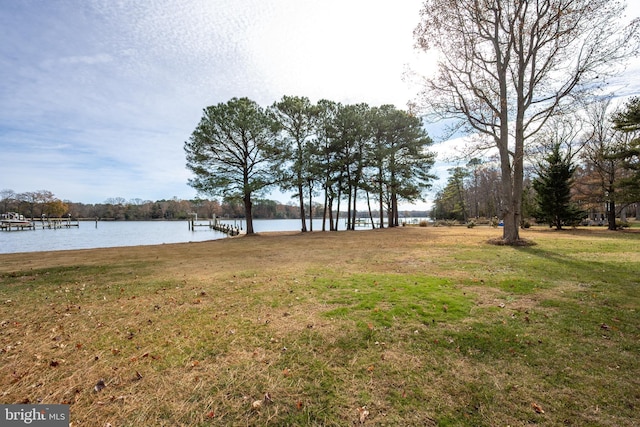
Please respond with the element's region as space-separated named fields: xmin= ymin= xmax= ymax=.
xmin=0 ymin=190 xmax=429 ymax=222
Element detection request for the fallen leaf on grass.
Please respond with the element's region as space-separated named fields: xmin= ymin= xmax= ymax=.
xmin=531 ymin=402 xmax=544 ymax=414
xmin=252 ymin=393 xmax=273 ymax=410
xmin=358 ymin=406 xmax=370 ymax=423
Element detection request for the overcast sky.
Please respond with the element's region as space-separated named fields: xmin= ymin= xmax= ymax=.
xmin=1 ymin=1 xmax=638 ymax=208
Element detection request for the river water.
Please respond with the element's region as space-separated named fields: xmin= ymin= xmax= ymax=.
xmin=0 ymin=218 xmax=371 ymax=254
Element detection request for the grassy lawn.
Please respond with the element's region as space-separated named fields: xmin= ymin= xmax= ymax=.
xmin=0 ymin=226 xmax=638 ymax=426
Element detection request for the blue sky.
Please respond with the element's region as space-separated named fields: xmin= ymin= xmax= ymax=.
xmin=1 ymin=1 xmax=638 ymax=208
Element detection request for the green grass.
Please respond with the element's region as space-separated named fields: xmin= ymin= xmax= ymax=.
xmin=0 ymin=226 xmax=638 ymax=426
xmin=315 ymin=273 xmax=470 ymax=326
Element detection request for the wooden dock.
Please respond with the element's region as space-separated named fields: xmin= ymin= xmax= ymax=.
xmin=0 ymin=222 xmax=34 ymax=231
xmin=1 ymin=217 xmax=80 ymax=231
xmin=188 ymin=217 xmax=243 ymax=236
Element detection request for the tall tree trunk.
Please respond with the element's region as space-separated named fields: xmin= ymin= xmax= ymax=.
xmin=366 ymin=190 xmax=375 ymax=228
xmin=388 ymin=169 xmax=396 ymax=227
xmin=334 ymin=186 xmax=342 ymax=231
xmin=377 ymin=166 xmax=385 ymax=228
xmin=308 ymin=187 xmax=313 ymax=232
xmin=244 ymin=193 xmax=254 ymax=235
xmin=298 ymin=183 xmax=307 ymax=232
xmin=346 ymin=185 xmax=353 ymax=230
xmin=328 ymin=196 xmax=334 ymax=231
xmin=322 ymin=189 xmax=328 ymax=232
xmin=607 ymin=199 xmax=617 ymax=230
xmin=378 ymin=186 xmax=385 ymax=229
xmin=392 ymin=192 xmax=399 ymax=227
xmin=351 ymin=187 xmax=358 ymax=230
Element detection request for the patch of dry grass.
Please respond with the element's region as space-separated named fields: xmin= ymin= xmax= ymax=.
xmin=1 ymin=226 xmax=638 ymax=426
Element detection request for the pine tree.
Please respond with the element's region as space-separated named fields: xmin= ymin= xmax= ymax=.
xmin=533 ymin=144 xmax=585 ymax=229
xmin=612 ymin=97 xmax=640 ymax=202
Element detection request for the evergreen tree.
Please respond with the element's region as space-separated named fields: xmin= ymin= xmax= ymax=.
xmin=184 ymin=97 xmax=282 ymax=235
xmin=431 ymin=167 xmax=469 ymax=222
xmin=269 ymin=96 xmax=318 ymax=232
xmin=532 ymin=144 xmax=584 ymax=229
xmin=612 ymin=97 xmax=640 ymax=202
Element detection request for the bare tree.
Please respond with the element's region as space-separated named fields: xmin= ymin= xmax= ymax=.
xmin=578 ymin=99 xmax=629 ymax=229
xmin=0 ymin=189 xmax=17 ymax=212
xmin=414 ymin=0 xmax=639 ymax=243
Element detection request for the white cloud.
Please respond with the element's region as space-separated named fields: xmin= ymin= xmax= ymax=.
xmin=57 ymin=53 xmax=114 ymax=65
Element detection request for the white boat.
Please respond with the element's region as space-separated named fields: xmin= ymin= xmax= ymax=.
xmin=1 ymin=212 xmax=32 ymax=226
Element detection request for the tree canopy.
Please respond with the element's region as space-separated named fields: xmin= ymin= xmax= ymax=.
xmin=184 ymin=97 xmax=283 ymax=234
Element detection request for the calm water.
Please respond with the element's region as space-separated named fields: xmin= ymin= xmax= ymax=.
xmin=0 ymin=218 xmax=362 ymax=254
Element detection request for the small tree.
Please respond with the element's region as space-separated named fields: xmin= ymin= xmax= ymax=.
xmin=45 ymin=199 xmax=68 ymax=218
xmin=184 ymin=97 xmax=282 ymax=235
xmin=532 ymin=144 xmax=584 ymax=229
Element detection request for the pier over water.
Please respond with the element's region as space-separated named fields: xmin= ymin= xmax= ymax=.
xmin=188 ymin=214 xmax=243 ymax=236
xmin=1 ymin=214 xmax=80 ymax=231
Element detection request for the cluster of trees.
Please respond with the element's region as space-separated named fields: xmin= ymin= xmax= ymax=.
xmin=431 ymin=97 xmax=640 ymax=230
xmin=0 ymin=190 xmax=69 ymax=219
xmin=431 ymin=161 xmax=502 ymax=222
xmin=185 ymin=97 xmax=435 ymax=234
